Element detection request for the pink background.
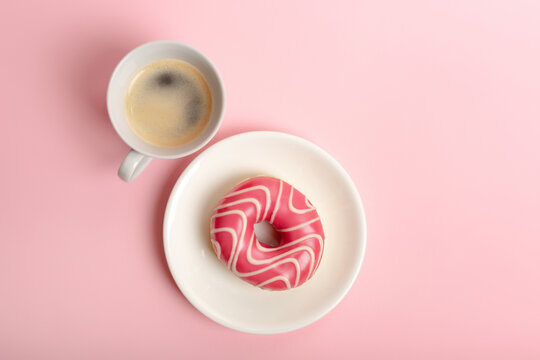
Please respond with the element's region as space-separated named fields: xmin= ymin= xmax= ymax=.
xmin=1 ymin=0 xmax=539 ymax=358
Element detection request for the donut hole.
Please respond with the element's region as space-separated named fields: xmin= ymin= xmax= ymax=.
xmin=254 ymin=221 xmax=281 ymax=247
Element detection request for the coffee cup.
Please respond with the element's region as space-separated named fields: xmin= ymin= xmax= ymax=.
xmin=107 ymin=40 xmax=225 ymax=182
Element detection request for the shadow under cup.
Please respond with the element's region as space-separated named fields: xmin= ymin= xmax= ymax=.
xmin=107 ymin=41 xmax=225 ymax=159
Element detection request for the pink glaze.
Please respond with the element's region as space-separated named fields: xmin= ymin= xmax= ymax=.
xmin=210 ymin=176 xmax=325 ymax=290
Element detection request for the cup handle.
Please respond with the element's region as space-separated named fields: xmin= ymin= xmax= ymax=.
xmin=118 ymin=149 xmax=152 ymax=182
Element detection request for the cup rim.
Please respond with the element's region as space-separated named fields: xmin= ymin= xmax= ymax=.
xmin=106 ymin=40 xmax=226 ymax=159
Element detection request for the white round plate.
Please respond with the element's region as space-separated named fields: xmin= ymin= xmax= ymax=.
xmin=163 ymin=131 xmax=366 ymax=334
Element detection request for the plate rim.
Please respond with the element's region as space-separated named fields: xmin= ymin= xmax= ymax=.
xmin=163 ymin=131 xmax=367 ymax=334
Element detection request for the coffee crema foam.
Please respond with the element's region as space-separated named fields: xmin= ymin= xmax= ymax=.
xmin=125 ymin=59 xmax=212 ymax=147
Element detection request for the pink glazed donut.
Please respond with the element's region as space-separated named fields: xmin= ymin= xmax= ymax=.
xmin=210 ymin=176 xmax=325 ymax=291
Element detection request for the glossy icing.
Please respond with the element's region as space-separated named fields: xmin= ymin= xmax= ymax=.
xmin=210 ymin=176 xmax=325 ymax=290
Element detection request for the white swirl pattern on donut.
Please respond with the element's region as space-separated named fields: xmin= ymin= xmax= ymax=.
xmin=210 ymin=176 xmax=325 ymax=290
xmin=288 ymin=188 xmax=315 ymax=214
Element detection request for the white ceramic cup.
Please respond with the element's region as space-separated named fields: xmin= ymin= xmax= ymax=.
xmin=107 ymin=41 xmax=225 ymax=182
